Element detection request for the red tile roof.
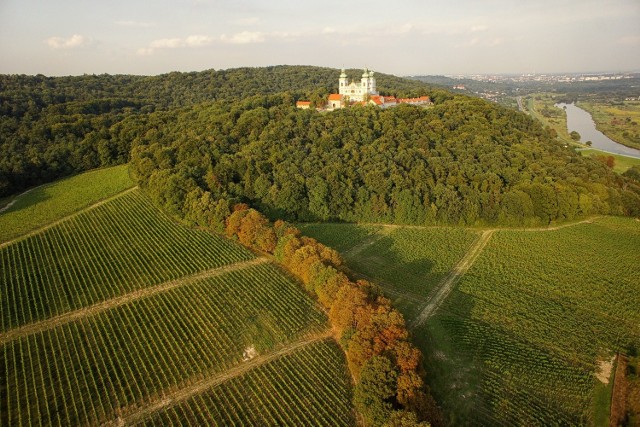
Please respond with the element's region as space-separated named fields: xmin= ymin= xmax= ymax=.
xmin=296 ymin=101 xmax=311 ymax=106
xmin=328 ymin=94 xmax=343 ymax=101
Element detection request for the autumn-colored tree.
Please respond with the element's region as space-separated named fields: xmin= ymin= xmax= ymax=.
xmin=329 ymin=283 xmax=369 ymax=335
xmin=394 ymin=341 xmax=421 ymax=373
xmin=225 ymin=208 xmax=249 ymax=238
xmin=384 ymin=410 xmax=431 ymax=427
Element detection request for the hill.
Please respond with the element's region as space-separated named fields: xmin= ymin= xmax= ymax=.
xmin=301 ymin=217 xmax=640 ymax=424
xmin=0 ymin=166 xmax=354 ymax=426
xmin=129 ymin=93 xmax=640 ymax=226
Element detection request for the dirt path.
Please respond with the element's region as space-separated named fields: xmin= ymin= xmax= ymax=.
xmin=515 ymin=217 xmax=599 ymax=232
xmin=342 ymin=228 xmax=391 ymax=259
xmin=107 ymin=330 xmax=333 ymax=426
xmin=0 ymin=257 xmax=269 ymax=345
xmin=410 ymin=230 xmax=494 ymax=330
xmin=0 ymin=186 xmax=139 ymax=249
xmin=0 ymin=184 xmax=46 ymax=214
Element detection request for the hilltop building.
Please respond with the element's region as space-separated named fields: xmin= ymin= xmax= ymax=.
xmin=339 ymin=68 xmax=378 ymax=102
xmin=297 ymin=68 xmax=433 ymax=111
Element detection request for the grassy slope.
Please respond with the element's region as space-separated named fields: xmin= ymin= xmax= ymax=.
xmin=0 ymin=164 xmax=134 ymax=242
xmin=1 ymin=170 xmax=354 ymax=426
xmin=302 ymin=218 xmax=640 ymax=425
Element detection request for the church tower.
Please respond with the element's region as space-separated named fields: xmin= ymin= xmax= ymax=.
xmin=338 ymin=68 xmax=348 ymax=96
xmin=369 ymin=70 xmax=377 ymax=94
xmin=361 ymin=68 xmax=369 ymax=93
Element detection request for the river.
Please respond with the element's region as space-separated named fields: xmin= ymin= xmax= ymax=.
xmin=555 ymin=103 xmax=640 ymax=158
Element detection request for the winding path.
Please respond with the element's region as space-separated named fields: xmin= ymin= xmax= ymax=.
xmin=107 ymin=330 xmax=333 ymax=426
xmin=0 ymin=257 xmax=270 ymax=345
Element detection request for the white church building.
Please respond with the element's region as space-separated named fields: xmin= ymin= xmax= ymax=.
xmin=296 ymin=68 xmax=433 ymax=111
xmin=338 ymin=68 xmax=378 ymax=102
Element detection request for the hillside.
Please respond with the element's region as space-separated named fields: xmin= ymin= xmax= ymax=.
xmin=129 ymin=93 xmax=640 ymax=226
xmin=302 ymin=217 xmax=640 ymax=424
xmin=0 ymin=167 xmax=354 ymax=426
xmin=0 ymin=66 xmax=447 ymax=197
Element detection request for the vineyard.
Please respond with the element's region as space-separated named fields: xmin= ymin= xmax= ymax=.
xmin=305 ymin=218 xmax=640 ymax=424
xmin=1 ymin=179 xmax=354 ymax=426
xmin=431 ymin=216 xmax=640 ymax=424
xmin=1 ymin=190 xmax=254 ymax=330
xmin=138 ymin=340 xmax=354 ymax=427
xmin=0 ymin=165 xmax=134 ymax=242
xmin=300 ymin=224 xmax=478 ymax=317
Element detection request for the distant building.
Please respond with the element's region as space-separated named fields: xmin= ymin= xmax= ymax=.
xmin=295 ymin=100 xmax=311 ymax=109
xmin=327 ymin=93 xmax=344 ymax=110
xmin=296 ymin=68 xmax=433 ymax=111
xmin=338 ymin=68 xmax=378 ymax=102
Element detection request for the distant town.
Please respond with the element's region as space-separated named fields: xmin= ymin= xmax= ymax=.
xmin=446 ymin=72 xmax=638 ymax=84
xmin=407 ymin=72 xmax=640 ymax=105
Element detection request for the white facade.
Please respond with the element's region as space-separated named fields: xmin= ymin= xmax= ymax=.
xmin=338 ymin=68 xmax=378 ymax=102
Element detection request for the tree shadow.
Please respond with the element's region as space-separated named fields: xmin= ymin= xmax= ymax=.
xmin=1 ymin=188 xmax=51 ymax=216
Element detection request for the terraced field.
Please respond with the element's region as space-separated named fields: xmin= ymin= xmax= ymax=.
xmin=1 ymin=173 xmax=354 ymax=426
xmin=304 ymin=218 xmax=640 ymax=425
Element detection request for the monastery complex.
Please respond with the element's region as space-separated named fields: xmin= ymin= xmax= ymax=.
xmin=296 ymin=68 xmax=433 ymax=111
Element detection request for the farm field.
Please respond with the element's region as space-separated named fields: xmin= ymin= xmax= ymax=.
xmin=1 ymin=171 xmax=354 ymax=426
xmin=299 ymin=223 xmax=478 ymax=318
xmin=138 ymin=339 xmax=354 ymax=427
xmin=1 ymin=189 xmax=254 ymax=330
xmin=304 ymin=217 xmax=640 ymax=425
xmin=0 ymin=165 xmax=134 ymax=242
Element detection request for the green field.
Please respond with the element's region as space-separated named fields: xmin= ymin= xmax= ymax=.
xmin=524 ymin=93 xmax=576 ymax=146
xmin=1 ymin=189 xmax=254 ymax=330
xmin=300 ymin=224 xmax=478 ymax=317
xmin=1 ymin=170 xmax=354 ymax=426
xmin=140 ymin=340 xmax=354 ymax=427
xmin=0 ymin=165 xmax=134 ymax=243
xmin=304 ymin=218 xmax=640 ymax=425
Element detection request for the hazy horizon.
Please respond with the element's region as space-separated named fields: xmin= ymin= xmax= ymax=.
xmin=1 ymin=0 xmax=639 ymax=77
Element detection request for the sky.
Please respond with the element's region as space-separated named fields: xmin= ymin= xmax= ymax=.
xmin=1 ymin=0 xmax=639 ymax=77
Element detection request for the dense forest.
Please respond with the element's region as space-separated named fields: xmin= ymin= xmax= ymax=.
xmin=3 ymin=66 xmax=640 ymax=224
xmin=0 ymin=66 xmax=441 ymax=196
xmin=127 ymin=93 xmax=640 ymax=226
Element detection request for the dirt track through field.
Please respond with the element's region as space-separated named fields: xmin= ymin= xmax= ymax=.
xmin=107 ymin=330 xmax=334 ymax=426
xmin=0 ymin=186 xmax=139 ymax=249
xmin=0 ymin=257 xmax=269 ymax=345
xmin=410 ymin=230 xmax=494 ymax=330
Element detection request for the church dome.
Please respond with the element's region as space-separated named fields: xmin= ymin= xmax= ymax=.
xmin=340 ymin=68 xmax=347 ymax=78
xmin=362 ymin=68 xmax=369 ymax=78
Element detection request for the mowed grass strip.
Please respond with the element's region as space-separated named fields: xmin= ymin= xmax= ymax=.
xmin=0 ymin=165 xmax=134 ymax=242
xmin=0 ymin=189 xmax=253 ymax=331
xmin=1 ymin=262 xmax=329 ymax=427
xmin=138 ymin=339 xmax=354 ymax=427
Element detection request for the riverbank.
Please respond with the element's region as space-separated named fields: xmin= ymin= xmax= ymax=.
xmin=577 ymin=101 xmax=640 ymax=150
xmin=523 ymin=93 xmax=640 ymax=172
xmin=555 ymin=102 xmax=640 ymax=158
